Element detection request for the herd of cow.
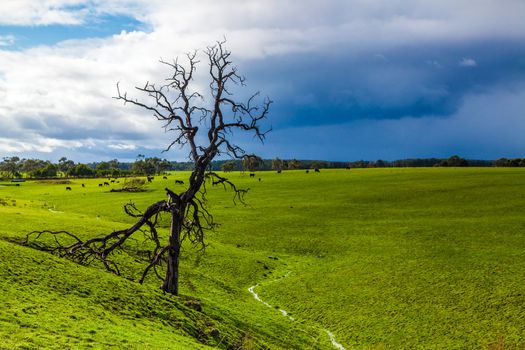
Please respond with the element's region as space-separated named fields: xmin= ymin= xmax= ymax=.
xmin=63 ymin=169 xmax=321 ymax=191
xmin=64 ymin=175 xmax=185 ymax=191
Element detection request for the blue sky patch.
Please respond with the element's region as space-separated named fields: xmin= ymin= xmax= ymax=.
xmin=0 ymin=13 xmax=145 ymax=50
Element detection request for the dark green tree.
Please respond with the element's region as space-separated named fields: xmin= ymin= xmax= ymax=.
xmin=68 ymin=163 xmax=96 ymax=177
xmin=58 ymin=157 xmax=75 ymax=176
xmin=271 ymin=158 xmax=284 ymax=171
xmin=0 ymin=156 xmax=22 ymax=178
xmin=221 ymin=160 xmax=236 ymax=172
xmin=32 ymin=162 xmax=58 ymax=178
xmin=440 ymin=155 xmax=468 ymax=167
xmin=21 ymin=159 xmax=47 ymax=177
xmin=288 ymin=159 xmax=301 ymax=170
xmin=242 ymin=155 xmax=263 ymax=172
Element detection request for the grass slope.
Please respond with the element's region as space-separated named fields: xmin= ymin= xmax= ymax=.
xmin=1 ymin=168 xmax=525 ymax=349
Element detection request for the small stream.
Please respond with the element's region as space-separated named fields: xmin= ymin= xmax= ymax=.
xmin=248 ymin=272 xmax=346 ymax=350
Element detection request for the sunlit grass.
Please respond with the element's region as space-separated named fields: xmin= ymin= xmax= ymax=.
xmin=1 ymin=168 xmax=524 ymax=348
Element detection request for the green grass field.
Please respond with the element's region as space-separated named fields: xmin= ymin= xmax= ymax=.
xmin=1 ymin=168 xmax=524 ymax=349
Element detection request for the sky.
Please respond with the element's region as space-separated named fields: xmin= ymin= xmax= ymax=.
xmin=0 ymin=0 xmax=524 ymax=163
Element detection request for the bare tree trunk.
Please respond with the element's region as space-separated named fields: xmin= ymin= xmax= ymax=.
xmin=26 ymin=41 xmax=270 ymax=297
xmin=162 ymin=208 xmax=182 ymax=294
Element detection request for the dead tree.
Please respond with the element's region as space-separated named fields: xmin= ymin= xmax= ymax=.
xmin=26 ymin=41 xmax=271 ymax=295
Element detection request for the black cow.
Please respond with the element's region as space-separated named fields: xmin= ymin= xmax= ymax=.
xmin=66 ymin=186 xmax=72 ymax=191
xmin=314 ymin=168 xmax=320 ymax=173
xmin=249 ymin=173 xmax=256 ymax=177
xmin=277 ymin=170 xmax=282 ymax=173
xmin=258 ymin=178 xmax=261 ymax=182
xmin=110 ymin=180 xmax=115 ymax=183
xmin=104 ymin=182 xmax=110 ymax=186
xmin=81 ymin=184 xmax=85 ymax=187
xmin=175 ymin=180 xmax=184 ymax=185
xmin=98 ymin=183 xmax=103 ymax=187
xmin=163 ymin=176 xmax=168 ymax=179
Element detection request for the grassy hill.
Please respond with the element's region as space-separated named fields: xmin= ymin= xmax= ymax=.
xmin=1 ymin=168 xmax=524 ymax=349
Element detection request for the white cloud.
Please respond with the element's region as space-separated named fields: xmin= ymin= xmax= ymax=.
xmin=0 ymin=35 xmax=16 ymax=47
xmin=459 ymin=57 xmax=477 ymax=67
xmin=108 ymin=143 xmax=137 ymax=150
xmin=0 ymin=135 xmax=83 ymax=153
xmin=0 ymin=0 xmax=88 ymax=25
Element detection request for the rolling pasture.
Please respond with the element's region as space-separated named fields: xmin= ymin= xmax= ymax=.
xmin=0 ymin=168 xmax=524 ymax=349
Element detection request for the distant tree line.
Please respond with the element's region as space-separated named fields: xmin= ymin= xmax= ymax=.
xmin=0 ymin=156 xmax=173 ymax=179
xmin=2 ymin=154 xmax=525 ymax=179
xmin=492 ymin=158 xmax=525 ymax=167
xmin=346 ymin=155 xmax=525 ymax=168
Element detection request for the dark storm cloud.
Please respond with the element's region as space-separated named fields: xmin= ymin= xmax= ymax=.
xmin=240 ymin=87 xmax=525 ymax=161
xmin=243 ymin=39 xmax=525 ymax=128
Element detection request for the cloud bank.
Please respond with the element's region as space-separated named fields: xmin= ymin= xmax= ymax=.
xmin=0 ymin=0 xmax=524 ymax=161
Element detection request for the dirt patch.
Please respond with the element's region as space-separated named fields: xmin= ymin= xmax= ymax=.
xmin=110 ymin=188 xmax=149 ymax=193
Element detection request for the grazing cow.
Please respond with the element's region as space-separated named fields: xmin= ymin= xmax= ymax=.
xmin=277 ymin=170 xmax=282 ymax=173
xmin=110 ymin=180 xmax=115 ymax=183
xmin=81 ymin=184 xmax=85 ymax=187
xmin=306 ymin=170 xmax=309 ymax=173
xmin=98 ymin=183 xmax=103 ymax=187
xmin=147 ymin=176 xmax=154 ymax=183
xmin=163 ymin=176 xmax=168 ymax=179
xmin=66 ymin=186 xmax=72 ymax=191
xmin=314 ymin=168 xmax=320 ymax=173
xmin=116 ymin=180 xmax=120 ymax=183
xmin=104 ymin=182 xmax=110 ymax=186
xmin=258 ymin=178 xmax=261 ymax=182
xmin=249 ymin=173 xmax=256 ymax=177
xmin=175 ymin=180 xmax=184 ymax=185
xmin=15 ymin=184 xmax=20 ymax=187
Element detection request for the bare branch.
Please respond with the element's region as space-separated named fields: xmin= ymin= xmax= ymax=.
xmin=27 ymin=40 xmax=270 ymax=296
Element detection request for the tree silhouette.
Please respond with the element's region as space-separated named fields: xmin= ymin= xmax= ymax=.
xmin=26 ymin=41 xmax=271 ymax=295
